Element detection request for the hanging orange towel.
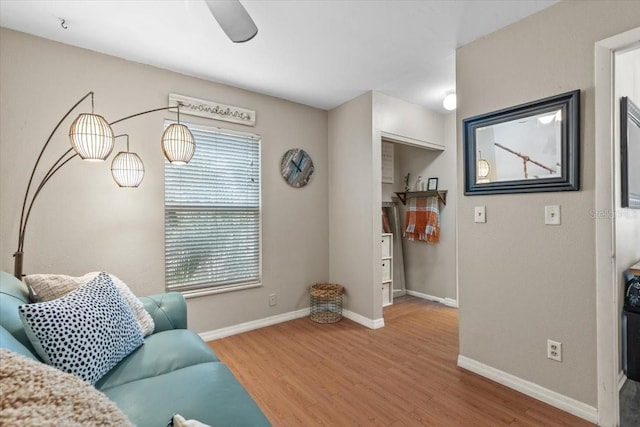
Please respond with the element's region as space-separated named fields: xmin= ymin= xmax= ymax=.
xmin=382 ymin=209 xmax=391 ymax=233
xmin=403 ymin=196 xmax=440 ymax=244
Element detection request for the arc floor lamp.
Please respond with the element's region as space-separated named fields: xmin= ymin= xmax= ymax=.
xmin=12 ymin=91 xmax=195 ymax=279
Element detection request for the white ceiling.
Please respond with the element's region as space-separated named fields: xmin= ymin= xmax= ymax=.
xmin=0 ymin=0 xmax=557 ymax=113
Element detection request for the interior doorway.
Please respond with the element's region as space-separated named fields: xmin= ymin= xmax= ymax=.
xmin=615 ymin=45 xmax=640 ymax=427
xmin=379 ymin=125 xmax=458 ymax=320
xmin=594 ymin=27 xmax=640 ymax=427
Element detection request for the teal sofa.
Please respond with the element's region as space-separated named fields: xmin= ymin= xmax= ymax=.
xmin=0 ymin=271 xmax=270 ymax=427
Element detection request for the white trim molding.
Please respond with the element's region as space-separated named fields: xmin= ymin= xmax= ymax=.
xmin=594 ymin=26 xmax=640 ymax=427
xmin=199 ymin=307 xmax=384 ymax=342
xmin=618 ymin=372 xmax=627 ymax=392
xmin=406 ymin=289 xmax=458 ymax=308
xmin=343 ymin=309 xmax=385 ymax=329
xmin=380 ymin=130 xmax=445 ymax=151
xmin=199 ymin=308 xmax=310 ymax=341
xmin=458 ymin=355 xmax=598 ymax=424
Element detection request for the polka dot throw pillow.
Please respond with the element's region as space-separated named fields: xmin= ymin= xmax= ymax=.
xmin=24 ymin=272 xmax=155 ymax=336
xmin=18 ymin=272 xmax=144 ymax=384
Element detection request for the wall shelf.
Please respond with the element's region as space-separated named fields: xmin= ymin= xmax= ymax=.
xmin=395 ymin=190 xmax=447 ymax=206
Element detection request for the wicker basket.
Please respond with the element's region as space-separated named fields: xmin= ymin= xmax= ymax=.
xmin=310 ymin=283 xmax=344 ymax=323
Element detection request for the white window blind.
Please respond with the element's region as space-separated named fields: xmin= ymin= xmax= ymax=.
xmin=165 ymin=124 xmax=261 ymax=293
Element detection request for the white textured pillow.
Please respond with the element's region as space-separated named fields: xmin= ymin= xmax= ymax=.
xmin=25 ymin=272 xmax=155 ymax=336
xmin=19 ymin=273 xmax=144 ymax=384
xmin=0 ymin=349 xmax=134 ymax=426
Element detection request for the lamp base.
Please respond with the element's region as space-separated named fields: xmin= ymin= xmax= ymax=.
xmin=13 ymin=251 xmax=23 ymax=279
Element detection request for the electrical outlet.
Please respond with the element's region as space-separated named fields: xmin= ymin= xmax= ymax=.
xmin=268 ymin=294 xmax=277 ymax=307
xmin=547 ymin=339 xmax=562 ymax=362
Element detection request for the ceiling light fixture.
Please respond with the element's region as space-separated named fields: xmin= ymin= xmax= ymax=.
xmin=538 ymin=110 xmax=563 ymax=125
xmin=12 ymin=91 xmax=195 ymax=278
xmin=537 ymin=113 xmax=556 ymax=124
xmin=443 ymin=92 xmax=457 ymax=111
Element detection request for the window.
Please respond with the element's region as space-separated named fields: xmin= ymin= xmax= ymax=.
xmin=165 ymin=123 xmax=261 ymax=293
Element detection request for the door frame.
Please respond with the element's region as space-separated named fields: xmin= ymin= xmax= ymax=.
xmin=594 ymin=26 xmax=640 ymax=427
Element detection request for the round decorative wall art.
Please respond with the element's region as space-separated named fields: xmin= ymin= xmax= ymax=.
xmin=280 ymin=148 xmax=314 ymax=188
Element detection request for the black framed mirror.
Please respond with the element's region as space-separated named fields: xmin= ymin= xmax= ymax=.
xmin=621 ymin=96 xmax=640 ymax=209
xmin=463 ymin=90 xmax=580 ymax=195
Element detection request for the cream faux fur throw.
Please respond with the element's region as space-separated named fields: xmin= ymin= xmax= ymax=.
xmin=0 ymin=349 xmax=133 ymax=426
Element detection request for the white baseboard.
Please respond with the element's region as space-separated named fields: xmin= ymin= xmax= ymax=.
xmin=199 ymin=308 xmax=310 ymax=341
xmin=457 ymin=355 xmax=598 ymax=423
xmin=200 ymin=307 xmax=384 ymax=342
xmin=343 ymin=309 xmax=385 ymax=329
xmin=406 ymin=289 xmax=458 ymax=308
xmin=618 ymin=371 xmax=627 ymax=391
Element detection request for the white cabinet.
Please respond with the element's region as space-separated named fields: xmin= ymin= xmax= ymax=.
xmin=381 ymin=233 xmax=393 ymax=307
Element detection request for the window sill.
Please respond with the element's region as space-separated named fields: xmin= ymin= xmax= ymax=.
xmin=179 ymin=282 xmax=262 ymax=299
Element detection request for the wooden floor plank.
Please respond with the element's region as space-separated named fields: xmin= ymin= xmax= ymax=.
xmin=209 ymin=296 xmax=593 ymax=426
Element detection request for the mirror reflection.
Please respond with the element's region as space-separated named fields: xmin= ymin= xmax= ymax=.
xmin=622 ymin=96 xmax=640 ymax=208
xmin=475 ymin=108 xmax=563 ymax=184
xmin=626 ymin=114 xmax=640 ymax=201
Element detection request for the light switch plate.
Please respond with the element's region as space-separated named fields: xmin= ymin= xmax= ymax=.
xmin=474 ymin=206 xmax=486 ymax=223
xmin=545 ymin=205 xmax=561 ymax=225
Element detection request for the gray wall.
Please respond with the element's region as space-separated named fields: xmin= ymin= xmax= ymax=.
xmin=328 ymin=92 xmax=378 ymax=320
xmin=396 ymin=113 xmax=458 ymax=302
xmin=0 ymin=29 xmax=329 ymax=333
xmin=456 ymin=1 xmax=640 ymax=406
xmin=328 ymin=91 xmax=457 ymax=323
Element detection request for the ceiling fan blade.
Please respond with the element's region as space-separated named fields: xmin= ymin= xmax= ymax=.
xmin=205 ymin=0 xmax=258 ymax=43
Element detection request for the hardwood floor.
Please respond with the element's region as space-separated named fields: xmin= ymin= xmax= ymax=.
xmin=208 ymin=296 xmax=593 ymax=426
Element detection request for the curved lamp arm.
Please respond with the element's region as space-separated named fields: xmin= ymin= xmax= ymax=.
xmin=109 ymin=104 xmax=181 ymax=126
xmin=13 ymin=95 xmax=184 ymax=279
xmin=13 ymin=92 xmax=93 ymax=278
xmin=20 ymin=149 xmax=78 ymax=245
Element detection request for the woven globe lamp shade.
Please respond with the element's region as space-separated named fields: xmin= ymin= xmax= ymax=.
xmin=477 ymin=159 xmax=490 ymax=178
xmin=69 ymin=113 xmax=115 ymax=161
xmin=111 ymin=151 xmax=145 ymax=188
xmin=161 ymin=124 xmax=195 ymax=164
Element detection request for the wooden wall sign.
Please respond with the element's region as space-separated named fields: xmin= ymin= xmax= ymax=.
xmin=169 ymin=93 xmax=256 ymax=126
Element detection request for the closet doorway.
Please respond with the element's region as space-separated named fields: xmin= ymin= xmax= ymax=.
xmin=379 ymin=128 xmax=458 ymax=318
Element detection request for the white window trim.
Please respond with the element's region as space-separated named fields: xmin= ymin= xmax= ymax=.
xmin=181 ymin=282 xmax=263 ymax=299
xmin=164 ymin=120 xmax=263 ymax=296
